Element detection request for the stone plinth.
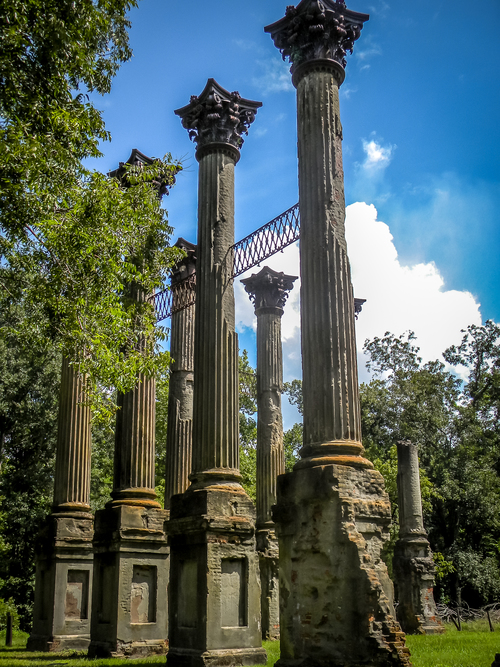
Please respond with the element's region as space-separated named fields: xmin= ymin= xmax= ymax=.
xmin=274 ymin=464 xmax=411 ymax=666
xmin=393 ymin=441 xmax=443 ymax=635
xmin=165 ymin=238 xmax=196 ymax=510
xmin=88 ymin=505 xmax=168 ymax=658
xmin=28 ymin=358 xmax=93 ymax=652
xmin=242 ymin=266 xmax=297 ymax=640
xmin=265 ymin=2 xmax=411 ymax=664
xmin=168 ymin=80 xmax=266 ymax=667
xmin=27 ymin=514 xmax=94 ymax=652
xmin=168 ymin=488 xmax=264 ymax=667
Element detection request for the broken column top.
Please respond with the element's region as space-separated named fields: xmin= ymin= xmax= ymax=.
xmin=241 ymin=266 xmax=297 ymax=312
xmin=264 ymin=0 xmax=369 ymax=81
xmin=397 ymin=440 xmax=426 ymax=537
xmin=108 ymin=147 xmax=178 ymax=198
xmin=172 ymin=237 xmax=197 ymax=285
xmin=174 ymin=78 xmax=262 ymax=160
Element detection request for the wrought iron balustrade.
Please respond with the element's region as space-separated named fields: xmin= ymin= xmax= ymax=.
xmin=154 ymin=203 xmax=366 ymax=322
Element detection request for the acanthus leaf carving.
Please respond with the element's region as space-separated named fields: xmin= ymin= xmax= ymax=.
xmin=241 ymin=266 xmax=297 ymax=311
xmin=265 ymin=0 xmax=369 ymax=73
xmin=175 ymin=79 xmax=262 ymax=152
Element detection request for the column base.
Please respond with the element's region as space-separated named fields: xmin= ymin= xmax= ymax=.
xmin=27 ymin=514 xmax=94 ymax=653
xmin=27 ymin=634 xmax=90 ymax=652
xmin=88 ymin=504 xmax=169 ymax=658
xmin=393 ymin=535 xmax=444 ymax=635
xmin=256 ymin=528 xmax=280 ymax=641
xmin=273 ymin=463 xmax=411 ymax=667
xmin=167 ymin=485 xmax=266 ymax=667
xmin=167 ymin=647 xmax=268 ymax=667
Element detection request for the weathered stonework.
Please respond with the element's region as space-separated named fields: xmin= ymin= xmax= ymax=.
xmin=168 ymin=80 xmax=266 ymax=667
xmin=266 ymin=2 xmax=411 ymax=665
xmin=393 ymin=442 xmax=443 ymax=635
xmin=165 ymin=238 xmax=196 ymax=510
xmin=89 ymin=504 xmax=169 ymax=658
xmin=28 ymin=513 xmax=94 ymax=652
xmin=274 ymin=464 xmax=410 ymax=666
xmin=242 ymin=266 xmax=297 ymax=640
xmin=89 ymin=368 xmax=169 ymax=658
xmin=88 ymin=151 xmax=169 ymax=659
xmin=168 ymin=488 xmax=264 ymax=667
xmin=28 ymin=358 xmax=93 ymax=652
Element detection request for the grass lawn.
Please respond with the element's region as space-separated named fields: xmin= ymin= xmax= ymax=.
xmin=406 ymin=621 xmax=500 ymax=667
xmin=1 ymin=624 xmax=499 ymax=667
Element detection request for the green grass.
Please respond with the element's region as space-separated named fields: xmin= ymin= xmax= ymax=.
xmin=0 ymin=631 xmax=164 ymax=667
xmin=1 ymin=625 xmax=499 ymax=667
xmin=406 ymin=621 xmax=500 ymax=667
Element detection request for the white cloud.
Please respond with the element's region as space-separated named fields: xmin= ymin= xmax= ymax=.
xmin=252 ymin=58 xmax=294 ymax=95
xmin=235 ymin=203 xmax=482 ymax=387
xmin=362 ymin=139 xmax=395 ymax=171
xmin=346 ymin=203 xmax=482 ymax=378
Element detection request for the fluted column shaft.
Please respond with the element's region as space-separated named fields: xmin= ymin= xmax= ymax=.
xmin=191 ymin=147 xmax=240 ymax=484
xmin=53 ymin=357 xmax=91 ymax=512
xmin=256 ymin=308 xmax=285 ymax=527
xmin=112 ymin=373 xmax=157 ymax=505
xmin=296 ymin=64 xmax=366 ymax=467
xmin=397 ymin=441 xmax=426 ymax=536
xmin=165 ymin=288 xmax=195 ymax=508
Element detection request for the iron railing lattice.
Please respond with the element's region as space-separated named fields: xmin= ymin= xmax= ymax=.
xmin=153 ymin=203 xmax=367 ymax=322
xmin=155 ymin=204 xmax=300 ymax=322
xmin=231 ymin=203 xmax=300 ymax=278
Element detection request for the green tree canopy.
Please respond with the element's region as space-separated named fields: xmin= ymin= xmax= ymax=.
xmin=0 ymin=0 xmax=182 ymax=417
xmin=362 ymin=325 xmax=500 ymax=606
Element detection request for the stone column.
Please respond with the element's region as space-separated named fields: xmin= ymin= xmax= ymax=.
xmin=394 ymin=441 xmax=443 ymax=634
xmin=241 ymin=266 xmax=297 ymax=641
xmin=265 ymin=2 xmax=411 ymax=665
xmin=28 ymin=358 xmax=94 ymax=652
xmin=164 ymin=238 xmax=196 ymax=510
xmin=89 ymin=149 xmax=170 ymax=659
xmin=167 ymin=79 xmax=266 ymax=667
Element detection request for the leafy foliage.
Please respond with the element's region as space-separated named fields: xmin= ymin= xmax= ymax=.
xmin=239 ymin=351 xmax=258 ymax=500
xmin=362 ymin=324 xmax=500 ymax=606
xmin=0 ymin=296 xmax=61 ymax=629
xmin=0 ymin=0 xmax=183 ymax=419
xmin=283 ymin=379 xmax=303 ymax=416
xmin=0 ymin=598 xmax=19 ymax=631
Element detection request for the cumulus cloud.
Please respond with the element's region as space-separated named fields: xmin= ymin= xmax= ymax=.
xmin=345 ymin=203 xmax=482 ymax=379
xmin=235 ymin=203 xmax=482 ymax=389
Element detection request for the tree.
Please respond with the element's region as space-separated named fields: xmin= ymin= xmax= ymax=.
xmin=0 ymin=0 xmax=183 ymax=627
xmin=0 ymin=0 xmax=182 ymax=417
xmin=362 ymin=332 xmax=461 ymax=469
xmin=0 ymin=294 xmax=61 ymax=628
xmin=362 ymin=327 xmax=500 ymax=606
xmin=239 ymin=351 xmax=258 ymax=500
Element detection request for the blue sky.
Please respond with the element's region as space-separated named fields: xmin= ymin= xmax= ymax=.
xmin=87 ymin=0 xmax=500 ymax=424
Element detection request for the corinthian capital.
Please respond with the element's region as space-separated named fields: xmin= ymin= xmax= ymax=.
xmin=241 ymin=266 xmax=297 ymax=312
xmin=175 ymin=79 xmax=262 ymax=154
xmin=265 ymin=0 xmax=369 ymax=74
